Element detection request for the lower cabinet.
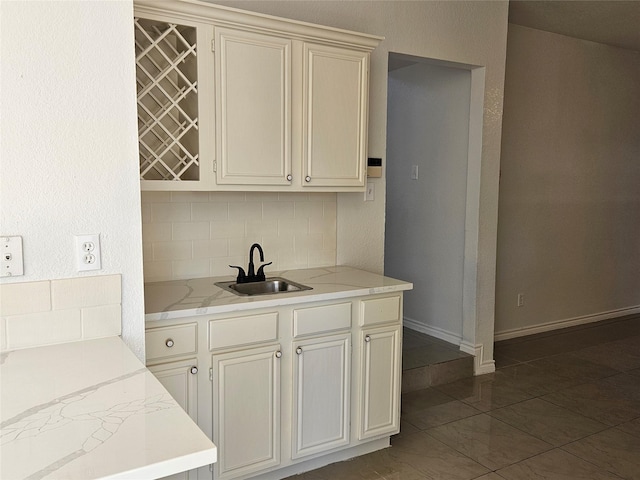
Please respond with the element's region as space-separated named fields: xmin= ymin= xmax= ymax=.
xmin=146 ymin=292 xmax=404 ymax=480
xmin=292 ymin=333 xmax=350 ymax=459
xmin=211 ymin=344 xmax=281 ymax=480
xmin=148 ymin=359 xmax=199 ymax=480
xmin=358 ymin=326 xmax=401 ymax=440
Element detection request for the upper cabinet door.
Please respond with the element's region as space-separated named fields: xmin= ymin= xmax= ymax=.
xmin=134 ymin=14 xmax=215 ymax=191
xmin=215 ymin=27 xmax=292 ymax=185
xmin=302 ymin=43 xmax=369 ymax=188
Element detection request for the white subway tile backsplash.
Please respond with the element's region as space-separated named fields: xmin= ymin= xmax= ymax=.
xmin=211 ymin=221 xmax=245 ymax=239
xmin=193 ymin=239 xmax=228 ymax=258
xmin=172 ymin=259 xmax=211 ymax=279
xmin=228 ymin=201 xmax=263 ymax=221
xmin=294 ymin=201 xmax=324 ymax=219
xmin=208 ymin=192 xmax=246 ymax=202
xmin=143 ymin=222 xmax=172 ymax=242
xmin=1 ymin=275 xmax=122 ymax=352
xmin=141 ymin=192 xmax=171 ymax=203
xmin=51 ymin=275 xmax=121 ymax=310
xmin=192 ymin=202 xmax=228 ymax=221
xmin=0 ymin=281 xmax=51 ymax=316
xmin=142 ymin=192 xmax=338 ymax=282
xmin=6 ymin=309 xmax=82 ymax=349
xmin=153 ymin=241 xmax=192 ymax=261
xmin=82 ymin=304 xmax=121 ymax=338
xmin=263 ymin=201 xmax=294 ymax=220
xmin=152 ymin=202 xmax=191 ymax=222
xmin=278 ymin=218 xmax=309 ymax=236
xmin=171 ymin=191 xmax=210 ymax=203
xmin=172 ymin=222 xmax=210 ymax=241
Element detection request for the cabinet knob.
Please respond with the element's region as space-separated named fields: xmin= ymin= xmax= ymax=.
xmin=275 ymin=351 xmax=282 ymax=358
xmin=296 ymin=346 xmax=303 ymax=355
xmin=365 ymin=335 xmax=371 ymax=343
xmin=190 ymin=366 xmax=198 ymax=375
xmin=286 ymin=174 xmax=292 ymax=181
xmin=165 ymin=339 xmax=174 ymax=348
xmin=305 ymin=176 xmax=311 ymax=183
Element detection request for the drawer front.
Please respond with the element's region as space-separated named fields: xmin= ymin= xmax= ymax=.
xmin=360 ymin=296 xmax=400 ymax=326
xmin=293 ymin=302 xmax=351 ymax=337
xmin=146 ymin=323 xmax=197 ymax=361
xmin=210 ymin=312 xmax=278 ymax=350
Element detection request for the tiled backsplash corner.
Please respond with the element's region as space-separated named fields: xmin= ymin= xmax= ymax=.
xmin=141 ymin=192 xmax=338 ymax=282
xmin=0 ymin=275 xmax=122 ymax=352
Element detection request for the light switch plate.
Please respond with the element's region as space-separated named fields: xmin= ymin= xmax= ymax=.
xmin=2 ymin=236 xmax=24 ymax=277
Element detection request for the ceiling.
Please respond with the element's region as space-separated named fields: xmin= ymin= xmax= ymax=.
xmin=509 ymin=0 xmax=640 ymax=52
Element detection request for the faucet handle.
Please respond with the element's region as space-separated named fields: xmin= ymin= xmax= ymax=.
xmin=256 ymin=262 xmax=272 ymax=281
xmin=229 ymin=265 xmax=247 ymax=283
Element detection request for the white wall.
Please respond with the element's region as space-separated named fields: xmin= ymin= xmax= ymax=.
xmin=385 ymin=62 xmax=471 ymax=343
xmin=495 ymin=25 xmax=640 ymax=339
xmin=0 ymin=1 xmax=145 ymax=359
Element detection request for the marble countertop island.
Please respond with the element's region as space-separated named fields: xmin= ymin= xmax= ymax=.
xmin=145 ymin=266 xmax=413 ymax=322
xmin=0 ymin=336 xmax=217 ymax=479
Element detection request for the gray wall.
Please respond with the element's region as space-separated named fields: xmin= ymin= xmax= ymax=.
xmin=385 ymin=62 xmax=471 ymax=343
xmin=495 ymin=25 xmax=640 ymax=339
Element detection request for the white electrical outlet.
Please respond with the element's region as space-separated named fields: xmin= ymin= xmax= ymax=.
xmin=2 ymin=236 xmax=24 ymax=276
xmin=411 ymin=165 xmax=419 ymax=180
xmin=517 ymin=293 xmax=524 ymax=307
xmin=75 ymin=234 xmax=101 ymax=271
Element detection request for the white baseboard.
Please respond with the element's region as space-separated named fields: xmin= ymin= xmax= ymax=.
xmin=403 ymin=316 xmax=463 ymax=346
xmin=494 ymin=305 xmax=640 ymax=342
xmin=404 ymin=318 xmax=495 ymax=376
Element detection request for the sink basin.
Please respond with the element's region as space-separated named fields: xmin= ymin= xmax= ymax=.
xmin=215 ymin=277 xmax=312 ymax=296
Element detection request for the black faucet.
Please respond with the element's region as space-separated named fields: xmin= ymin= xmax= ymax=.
xmin=229 ymin=243 xmax=272 ymax=283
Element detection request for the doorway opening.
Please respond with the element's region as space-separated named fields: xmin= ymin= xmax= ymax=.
xmin=384 ymin=52 xmax=487 ymax=375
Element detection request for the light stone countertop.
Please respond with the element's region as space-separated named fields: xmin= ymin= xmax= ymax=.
xmin=144 ymin=266 xmax=413 ymax=322
xmin=0 ymin=336 xmax=217 ymax=480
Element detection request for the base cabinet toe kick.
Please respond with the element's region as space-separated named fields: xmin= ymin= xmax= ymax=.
xmin=146 ymin=292 xmax=404 ymax=479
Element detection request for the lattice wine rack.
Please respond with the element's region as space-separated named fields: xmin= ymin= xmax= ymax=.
xmin=134 ymin=18 xmax=199 ymax=182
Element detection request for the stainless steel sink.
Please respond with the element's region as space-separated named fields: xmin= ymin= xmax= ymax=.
xmin=215 ymin=277 xmax=312 ymax=296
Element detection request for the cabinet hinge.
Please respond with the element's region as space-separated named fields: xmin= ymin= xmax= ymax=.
xmin=209 ymin=368 xmax=213 ymax=382
xmin=211 ymin=39 xmax=215 ymax=52
xmin=213 ymin=160 xmax=217 ymax=172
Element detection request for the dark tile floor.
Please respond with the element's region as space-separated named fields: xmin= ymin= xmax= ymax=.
xmin=286 ymin=314 xmax=640 ymax=479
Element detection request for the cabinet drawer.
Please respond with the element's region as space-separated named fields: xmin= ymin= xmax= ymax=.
xmin=210 ymin=312 xmax=278 ymax=350
xmin=146 ymin=323 xmax=197 ymax=361
xmin=293 ymin=302 xmax=351 ymax=337
xmin=360 ymin=296 xmax=400 ymax=326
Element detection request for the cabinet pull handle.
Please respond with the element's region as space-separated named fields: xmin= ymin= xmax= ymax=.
xmin=286 ymin=174 xmax=292 ymax=181
xmin=190 ymin=366 xmax=198 ymax=375
xmin=296 ymin=346 xmax=303 ymax=355
xmin=165 ymin=339 xmax=174 ymax=348
xmin=275 ymin=351 xmax=282 ymax=358
xmin=365 ymin=335 xmax=371 ymax=343
xmin=305 ymin=176 xmax=311 ymax=183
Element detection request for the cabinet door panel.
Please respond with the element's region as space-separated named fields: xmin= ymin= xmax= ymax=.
xmin=212 ymin=345 xmax=281 ymax=479
xmin=148 ymin=359 xmax=199 ymax=480
xmin=359 ymin=326 xmax=401 ymax=440
xmin=292 ymin=334 xmax=350 ymax=459
xmin=303 ymin=43 xmax=368 ymax=187
xmin=216 ymin=27 xmax=292 ymax=185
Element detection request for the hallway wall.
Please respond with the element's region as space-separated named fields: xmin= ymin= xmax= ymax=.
xmin=385 ymin=62 xmax=471 ymax=344
xmin=495 ymin=25 xmax=640 ymax=339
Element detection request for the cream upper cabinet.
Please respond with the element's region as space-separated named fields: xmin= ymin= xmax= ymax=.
xmin=215 ymin=27 xmax=292 ymax=186
xmin=302 ymin=43 xmax=369 ymax=188
xmin=133 ymin=0 xmax=381 ymax=192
